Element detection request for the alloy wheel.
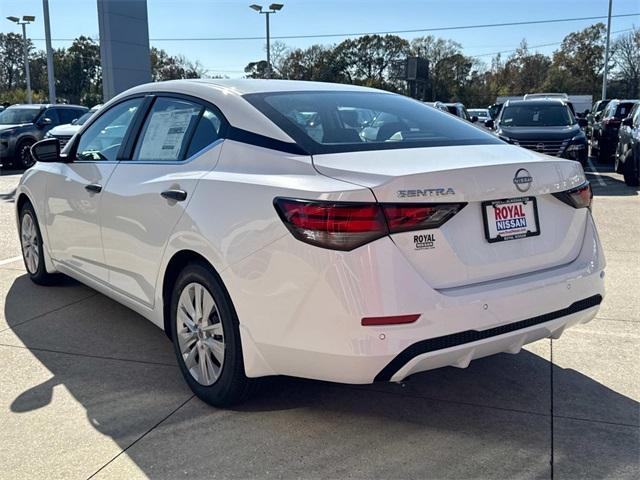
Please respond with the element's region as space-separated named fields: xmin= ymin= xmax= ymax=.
xmin=21 ymin=213 xmax=39 ymax=274
xmin=176 ymin=282 xmax=225 ymax=386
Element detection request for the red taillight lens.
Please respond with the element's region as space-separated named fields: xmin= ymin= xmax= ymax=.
xmin=274 ymin=198 xmax=388 ymax=251
xmin=382 ymin=203 xmax=466 ymax=233
xmin=274 ymin=198 xmax=466 ymax=251
xmin=552 ymin=182 xmax=592 ymax=209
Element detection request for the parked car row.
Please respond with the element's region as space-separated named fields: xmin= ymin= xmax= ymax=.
xmin=614 ymin=102 xmax=640 ymax=186
xmin=588 ymin=99 xmax=638 ymax=160
xmin=0 ymin=103 xmax=96 ymax=169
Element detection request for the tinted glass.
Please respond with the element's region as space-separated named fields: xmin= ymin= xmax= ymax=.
xmin=0 ymin=108 xmax=41 ymax=124
xmin=245 ymin=91 xmax=499 ymax=154
xmin=75 ymin=111 xmax=93 ymax=126
xmin=42 ymin=108 xmax=60 ymax=124
xmin=615 ymin=103 xmax=636 ymax=118
xmin=500 ymin=104 xmax=573 ymax=127
xmin=185 ymin=109 xmax=223 ymax=158
xmin=57 ymin=108 xmax=85 ymax=124
xmin=133 ymin=97 xmax=202 ymax=161
xmin=75 ymin=98 xmax=142 ymax=161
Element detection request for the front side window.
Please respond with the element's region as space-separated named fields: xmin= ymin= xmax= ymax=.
xmin=0 ymin=107 xmax=42 ymax=125
xmin=133 ymin=97 xmax=202 ymax=161
xmin=75 ymin=98 xmax=142 ymax=161
xmin=500 ymin=104 xmax=574 ymax=127
xmin=244 ymin=91 xmax=499 ymax=154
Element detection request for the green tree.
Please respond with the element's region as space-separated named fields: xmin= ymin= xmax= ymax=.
xmin=0 ymin=33 xmax=32 ymax=92
xmin=544 ymin=23 xmax=607 ymax=96
xmin=151 ymin=47 xmax=205 ymax=81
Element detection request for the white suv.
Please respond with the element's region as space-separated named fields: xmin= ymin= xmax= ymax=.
xmin=17 ymin=80 xmax=605 ymax=406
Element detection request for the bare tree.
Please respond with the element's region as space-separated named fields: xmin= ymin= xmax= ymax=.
xmin=612 ymin=28 xmax=640 ymax=98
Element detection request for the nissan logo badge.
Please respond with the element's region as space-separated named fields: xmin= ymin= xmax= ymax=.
xmin=513 ymin=168 xmax=533 ymax=192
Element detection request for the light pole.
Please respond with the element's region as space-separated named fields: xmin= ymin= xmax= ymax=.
xmin=42 ymin=0 xmax=56 ymax=104
xmin=249 ymin=3 xmax=284 ymax=79
xmin=6 ymin=15 xmax=35 ymax=104
xmin=601 ymin=0 xmax=613 ymax=101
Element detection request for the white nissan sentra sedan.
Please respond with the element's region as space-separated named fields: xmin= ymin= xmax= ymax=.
xmin=16 ymin=80 xmax=605 ymax=406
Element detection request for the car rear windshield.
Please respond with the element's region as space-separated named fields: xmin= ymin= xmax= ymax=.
xmin=0 ymin=108 xmax=41 ymax=125
xmin=500 ymin=104 xmax=574 ymax=127
xmin=244 ymin=91 xmax=500 ymax=154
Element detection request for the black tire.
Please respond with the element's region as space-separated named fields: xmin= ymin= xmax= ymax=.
xmin=16 ymin=139 xmax=36 ymax=169
xmin=614 ymin=153 xmax=624 ymax=174
xmin=622 ymin=152 xmax=640 ymax=187
xmin=596 ymin=140 xmax=610 ymax=163
xmin=170 ymin=262 xmax=256 ymax=407
xmin=19 ymin=202 xmax=58 ymax=285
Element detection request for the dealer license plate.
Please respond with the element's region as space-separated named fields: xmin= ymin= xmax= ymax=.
xmin=482 ymin=197 xmax=540 ymax=243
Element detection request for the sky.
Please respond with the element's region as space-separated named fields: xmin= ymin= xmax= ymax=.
xmin=1 ymin=0 xmax=638 ymax=78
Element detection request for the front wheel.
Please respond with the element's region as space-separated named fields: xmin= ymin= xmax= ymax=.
xmin=16 ymin=139 xmax=36 ymax=169
xmin=170 ymin=262 xmax=256 ymax=407
xmin=19 ymin=203 xmax=57 ymax=284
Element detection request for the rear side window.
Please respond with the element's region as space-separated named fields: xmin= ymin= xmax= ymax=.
xmin=244 ymin=91 xmax=499 ymax=154
xmin=57 ymin=108 xmax=84 ymax=124
xmin=42 ymin=108 xmax=60 ymax=124
xmin=615 ymin=103 xmax=636 ymax=118
xmin=185 ymin=109 xmax=223 ymax=158
xmin=133 ymin=97 xmax=202 ymax=161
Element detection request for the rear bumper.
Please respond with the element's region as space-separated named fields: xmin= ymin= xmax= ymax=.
xmin=378 ymin=295 xmax=601 ymax=382
xmin=224 ymin=211 xmax=605 ymax=384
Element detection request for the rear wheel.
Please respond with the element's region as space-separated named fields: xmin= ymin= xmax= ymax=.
xmin=170 ymin=262 xmax=255 ymax=407
xmin=19 ymin=203 xmax=57 ymax=285
xmin=16 ymin=139 xmax=36 ymax=169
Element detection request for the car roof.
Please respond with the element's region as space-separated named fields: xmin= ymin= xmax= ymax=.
xmin=135 ymin=79 xmax=383 ymax=95
xmin=505 ymin=99 xmax=567 ymax=107
xmin=111 ymin=79 xmax=394 ymax=144
xmin=7 ymin=104 xmax=86 ymax=109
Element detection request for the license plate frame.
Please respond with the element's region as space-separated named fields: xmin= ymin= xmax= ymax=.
xmin=481 ymin=196 xmax=540 ymax=243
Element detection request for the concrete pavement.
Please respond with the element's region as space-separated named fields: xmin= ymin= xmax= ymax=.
xmin=0 ymin=163 xmax=638 ymax=479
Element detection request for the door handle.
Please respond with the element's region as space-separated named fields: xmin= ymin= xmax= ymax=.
xmin=161 ymin=189 xmax=187 ymax=202
xmin=84 ymin=183 xmax=102 ymax=193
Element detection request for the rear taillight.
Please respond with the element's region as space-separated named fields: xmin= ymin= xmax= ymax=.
xmin=273 ymin=198 xmax=388 ymax=251
xmin=382 ymin=203 xmax=465 ymax=233
xmin=552 ymin=182 xmax=592 ymax=209
xmin=274 ymin=198 xmax=466 ymax=251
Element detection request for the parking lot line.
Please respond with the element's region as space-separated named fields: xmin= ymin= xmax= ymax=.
xmin=586 ymin=159 xmax=607 ymax=187
xmin=0 ymin=256 xmax=22 ymax=266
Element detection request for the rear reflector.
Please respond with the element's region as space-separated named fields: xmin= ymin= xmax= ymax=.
xmin=274 ymin=198 xmax=466 ymax=251
xmin=361 ymin=314 xmax=421 ymax=326
xmin=552 ymin=181 xmax=592 ymax=209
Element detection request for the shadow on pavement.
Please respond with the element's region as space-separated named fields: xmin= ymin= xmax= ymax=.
xmin=3 ymin=273 xmax=639 ymax=479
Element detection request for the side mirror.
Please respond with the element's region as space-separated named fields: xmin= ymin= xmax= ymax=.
xmin=577 ymin=118 xmax=588 ymax=128
xmin=71 ymin=118 xmax=78 ymax=125
xmin=31 ymin=138 xmax=64 ymax=163
xmin=594 ymin=113 xmax=602 ymax=121
xmin=622 ymin=117 xmax=633 ymax=127
xmin=470 ymin=115 xmax=478 ymax=123
xmin=484 ymin=119 xmax=495 ymax=129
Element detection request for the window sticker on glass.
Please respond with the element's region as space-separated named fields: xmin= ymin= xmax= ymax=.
xmin=137 ymin=105 xmax=200 ymax=160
